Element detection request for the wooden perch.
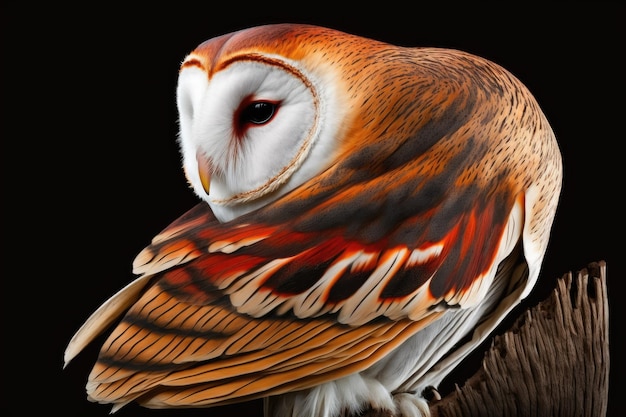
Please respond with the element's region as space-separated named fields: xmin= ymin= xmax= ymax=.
xmin=352 ymin=261 xmax=609 ymax=417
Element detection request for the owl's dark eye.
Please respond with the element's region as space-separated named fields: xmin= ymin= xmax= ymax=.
xmin=240 ymin=101 xmax=277 ymax=125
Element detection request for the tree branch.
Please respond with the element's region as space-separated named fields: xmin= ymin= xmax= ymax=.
xmin=354 ymin=261 xmax=610 ymax=417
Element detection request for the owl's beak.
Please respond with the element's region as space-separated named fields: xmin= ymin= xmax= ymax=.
xmin=196 ymin=153 xmax=211 ymax=195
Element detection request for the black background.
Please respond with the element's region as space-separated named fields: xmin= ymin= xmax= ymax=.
xmin=3 ymin=3 xmax=623 ymax=416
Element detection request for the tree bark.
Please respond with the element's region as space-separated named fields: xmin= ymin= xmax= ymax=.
xmin=354 ymin=261 xmax=609 ymax=417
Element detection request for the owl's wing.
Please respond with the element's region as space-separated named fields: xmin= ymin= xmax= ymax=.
xmin=65 ymin=176 xmax=526 ymax=410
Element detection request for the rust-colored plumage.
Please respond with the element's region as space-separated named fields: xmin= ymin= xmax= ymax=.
xmin=65 ymin=24 xmax=562 ymax=417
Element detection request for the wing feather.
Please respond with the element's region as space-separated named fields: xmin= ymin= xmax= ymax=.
xmin=63 ymin=274 xmax=153 ymax=366
xmin=87 ymin=281 xmax=442 ymax=408
xmin=75 ymin=185 xmax=524 ymax=409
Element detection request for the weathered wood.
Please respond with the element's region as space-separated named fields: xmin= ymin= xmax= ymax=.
xmin=353 ymin=261 xmax=609 ymax=417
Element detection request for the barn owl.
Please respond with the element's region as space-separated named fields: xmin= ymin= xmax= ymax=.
xmin=64 ymin=23 xmax=563 ymax=417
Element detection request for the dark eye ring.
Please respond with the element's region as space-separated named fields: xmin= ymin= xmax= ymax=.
xmin=240 ymin=101 xmax=277 ymax=125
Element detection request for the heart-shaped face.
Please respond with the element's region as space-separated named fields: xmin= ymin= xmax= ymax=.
xmin=177 ymin=48 xmax=344 ymax=222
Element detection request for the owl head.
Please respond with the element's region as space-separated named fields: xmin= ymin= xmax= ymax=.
xmin=176 ymin=25 xmax=355 ymax=222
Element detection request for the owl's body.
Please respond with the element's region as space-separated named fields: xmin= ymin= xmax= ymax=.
xmin=65 ymin=24 xmax=562 ymax=417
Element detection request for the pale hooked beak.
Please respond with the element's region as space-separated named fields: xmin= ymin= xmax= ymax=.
xmin=196 ymin=152 xmax=211 ymax=195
